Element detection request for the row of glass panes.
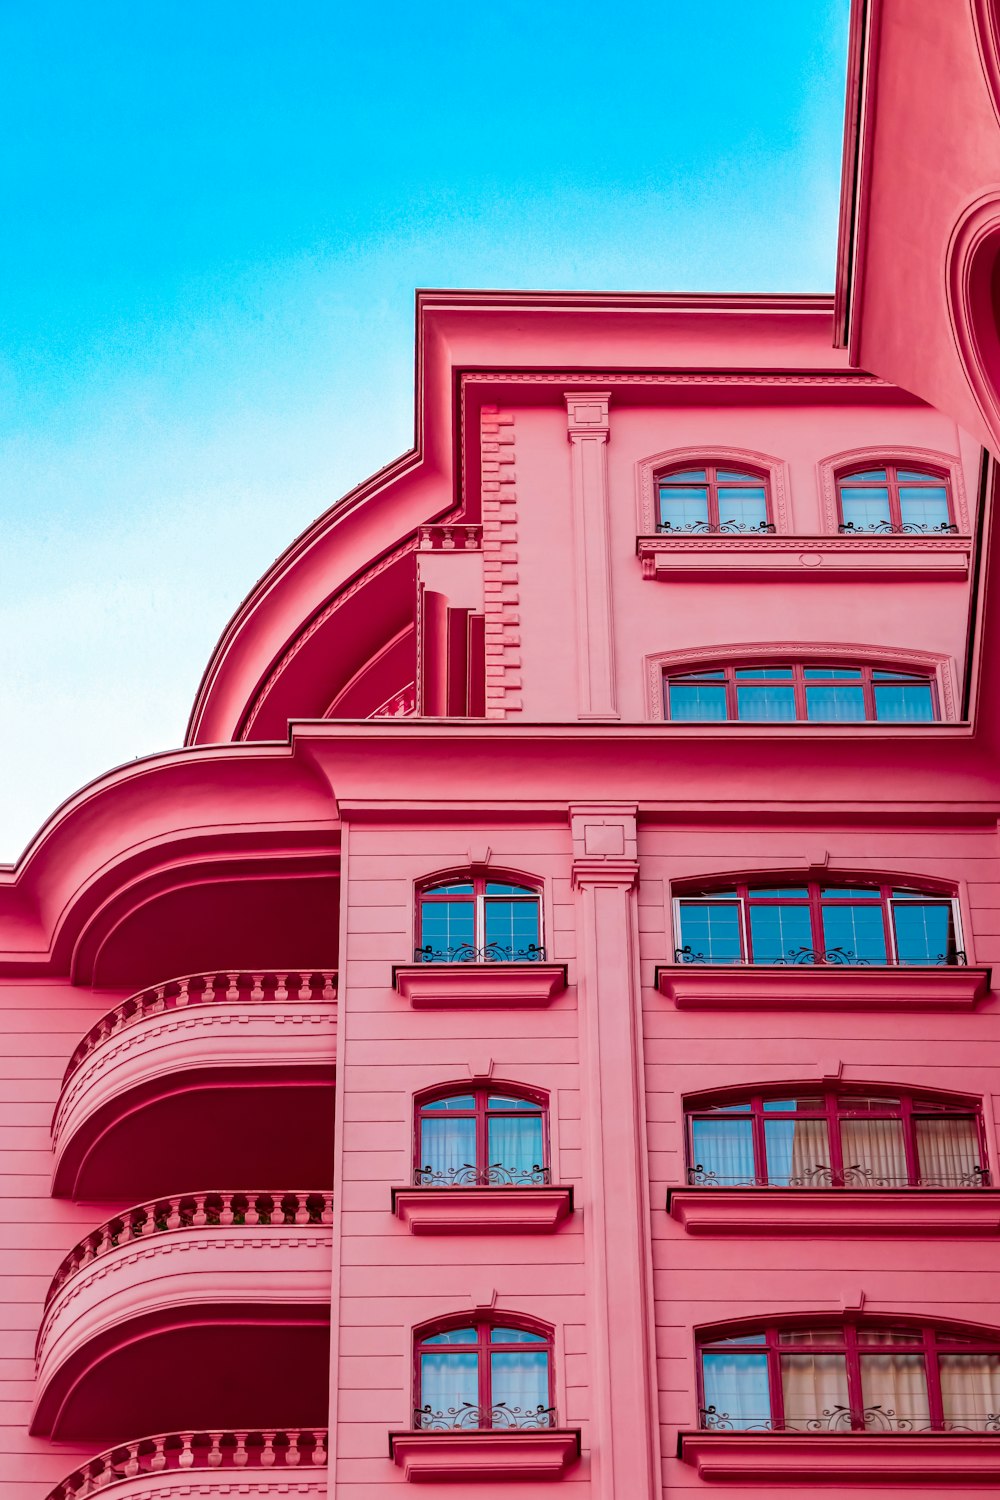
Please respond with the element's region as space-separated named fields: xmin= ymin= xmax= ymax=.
xmin=666 ymin=666 xmax=935 ymax=724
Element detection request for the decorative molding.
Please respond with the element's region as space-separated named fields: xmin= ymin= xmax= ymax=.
xmin=481 ymin=406 xmax=522 ymax=718
xmin=643 ymin=641 xmax=960 ymax=722
xmin=667 ymin=1188 xmax=1000 ymax=1236
xmin=816 ymin=445 xmax=971 ymax=533
xmin=392 ymin=963 xmax=567 ymax=1009
xmin=635 ymin=445 xmax=791 ymax=535
xmin=565 ymin=392 xmax=618 ymax=718
xmin=637 ymin=533 xmax=970 ymax=584
xmin=678 ymin=1432 xmax=1000 ymax=1483
xmin=392 ymin=1186 xmax=573 ymax=1234
xmin=947 ymin=192 xmax=1000 ymax=456
xmin=972 ymin=0 xmax=1000 ymax=131
xmin=462 ymin=370 xmax=890 ymax=389
xmin=389 ymin=1429 xmax=581 ymax=1482
xmin=655 ymin=964 xmax=991 ymax=1011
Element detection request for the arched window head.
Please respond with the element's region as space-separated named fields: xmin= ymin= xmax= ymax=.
xmin=414 ymin=1317 xmax=555 ymax=1431
xmin=656 ymin=463 xmax=773 ymax=536
xmin=836 ymin=464 xmax=956 ymax=535
xmin=674 ymin=879 xmax=963 ymax=967
xmin=416 ymin=874 xmax=543 ymax=963
xmin=698 ymin=1319 xmax=1000 ymax=1434
xmin=415 ymin=1085 xmax=549 ymax=1188
xmin=663 ymin=661 xmax=938 ymax=724
xmin=685 ymin=1087 xmax=987 ymax=1190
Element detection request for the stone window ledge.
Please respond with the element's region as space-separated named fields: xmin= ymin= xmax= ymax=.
xmin=637 ymin=533 xmax=971 ymax=582
xmin=667 ymin=1187 xmax=1000 ymax=1236
xmin=392 ymin=1186 xmax=574 ymax=1235
xmin=389 ymin=1429 xmax=581 ymax=1481
xmin=678 ymin=1431 xmax=1000 ymax=1483
xmin=393 ymin=963 xmax=567 ymax=1009
xmin=655 ymin=964 xmax=991 ymax=1011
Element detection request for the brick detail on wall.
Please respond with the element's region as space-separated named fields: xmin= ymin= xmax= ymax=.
xmin=481 ymin=406 xmax=522 ymax=718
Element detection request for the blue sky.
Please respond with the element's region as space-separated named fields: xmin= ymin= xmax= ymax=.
xmin=0 ymin=0 xmax=849 ymax=860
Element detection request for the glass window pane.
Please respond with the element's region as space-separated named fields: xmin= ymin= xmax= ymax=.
xmin=659 ymin=488 xmax=709 ymax=527
xmin=860 ymin=1353 xmax=929 ymax=1432
xmin=896 ymin=469 xmax=937 ymax=481
xmin=737 ymin=686 xmax=797 ymax=722
xmin=873 ymin=670 xmax=926 ymax=681
xmin=749 ymin=886 xmax=809 ymax=897
xmin=915 ymin=1117 xmax=983 ymax=1187
xmin=491 ymin=1350 xmax=550 ymax=1425
xmin=804 ymin=668 xmax=863 ymax=680
xmin=806 ymin=685 xmax=867 ymax=722
xmin=419 ymin=1116 xmax=477 ymax=1183
xmin=840 ymin=1118 xmax=908 ymax=1186
xmin=662 ymin=469 xmax=707 ymax=481
xmin=423 ymin=1328 xmax=479 ymax=1344
xmin=669 ymin=683 xmax=728 ymax=721
xmin=749 ymin=902 xmax=813 ymax=963
xmin=763 ymin=1097 xmax=825 ymax=1111
xmin=491 ymin=1327 xmax=547 ymax=1343
xmin=420 ymin=899 xmax=475 ymax=958
xmin=765 ymin=1118 xmax=832 ymax=1186
xmin=678 ymin=901 xmax=743 ymax=963
xmin=484 ymin=899 xmax=540 ymax=958
xmin=485 ymin=882 xmax=534 ymax=895
xmin=488 ymin=1095 xmax=538 ymax=1110
xmin=874 ymin=683 xmax=935 ymax=722
xmin=892 ymin=901 xmax=956 ymax=964
xmin=672 ymin=669 xmax=726 ymax=681
xmin=423 ymin=1095 xmax=476 ymax=1111
xmin=820 ymin=887 xmax=878 ymax=898
xmin=735 ymin=668 xmax=793 ymax=679
xmin=426 ymin=882 xmax=475 ymax=894
xmin=779 ymin=1329 xmax=843 ymax=1345
xmin=840 ymin=486 xmax=891 ymax=528
xmin=419 ymin=1350 xmax=480 ymax=1423
xmin=701 ymin=1352 xmax=771 ymax=1430
xmin=780 ymin=1354 xmax=850 ymax=1431
xmin=716 ymin=469 xmax=757 ymax=480
xmin=820 ymin=903 xmax=888 ymax=964
xmin=846 ymin=469 xmax=888 ymax=481
xmin=857 ymin=1328 xmax=923 ymax=1344
xmin=717 ymin=487 xmax=768 ymax=528
xmin=940 ymin=1354 xmax=1000 ymax=1432
xmin=899 ymin=486 xmax=950 ymax=529
xmin=487 ymin=1113 xmax=544 ymax=1183
xmin=690 ymin=1117 xmax=756 ymax=1185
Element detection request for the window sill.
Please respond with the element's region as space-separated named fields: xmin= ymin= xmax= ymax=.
xmin=637 ymin=532 xmax=971 ymax=581
xmin=667 ymin=1187 xmax=1000 ymax=1236
xmin=389 ymin=1429 xmax=581 ymax=1481
xmin=392 ymin=1185 xmax=574 ymax=1234
xmin=678 ymin=1431 xmax=1000 ymax=1483
xmin=655 ymin=964 xmax=991 ymax=1011
xmin=392 ymin=963 xmax=567 ymax=1009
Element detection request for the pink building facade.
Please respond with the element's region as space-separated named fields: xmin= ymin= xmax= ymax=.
xmin=6 ymin=5 xmax=1000 ymax=1497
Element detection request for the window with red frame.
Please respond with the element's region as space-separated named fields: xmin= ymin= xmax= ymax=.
xmin=699 ymin=1321 xmax=1000 ymax=1434
xmin=656 ymin=464 xmax=773 ymax=534
xmin=416 ymin=875 xmax=543 ymax=963
xmin=836 ymin=464 xmax=956 ymax=534
xmin=663 ymin=663 xmax=938 ymax=723
xmin=685 ymin=1089 xmax=987 ymax=1189
xmin=414 ymin=1319 xmax=555 ymax=1431
xmin=674 ymin=879 xmax=962 ymax=967
xmin=415 ymin=1086 xmax=549 ymax=1188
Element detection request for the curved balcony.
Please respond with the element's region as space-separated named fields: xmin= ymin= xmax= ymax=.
xmin=52 ymin=970 xmax=337 ymax=1199
xmin=32 ymin=1190 xmax=332 ymax=1442
xmin=47 ymin=1428 xmax=328 ymax=1498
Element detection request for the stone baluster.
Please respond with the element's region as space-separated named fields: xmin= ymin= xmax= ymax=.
xmin=225 ymin=972 xmax=240 ymax=1001
xmin=250 ymin=973 xmax=264 ymax=1001
xmin=233 ymin=1432 xmax=249 ymax=1467
xmin=205 ymin=1432 xmax=223 ymax=1467
xmin=177 ymin=1433 xmax=195 ymax=1468
xmin=274 ymin=971 xmax=289 ymax=1001
xmin=148 ymin=1435 xmax=167 ymax=1471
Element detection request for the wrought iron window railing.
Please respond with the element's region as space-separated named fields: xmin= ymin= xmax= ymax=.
xmin=838 ymin=520 xmax=959 ymax=535
xmin=414 ymin=1402 xmax=557 ymax=1432
xmin=673 ymin=945 xmax=967 ymax=967
xmin=414 ymin=943 xmax=547 ymax=964
xmin=700 ymin=1405 xmax=1000 ymax=1434
xmin=687 ymin=1165 xmax=990 ymax=1189
xmin=413 ymin=1163 xmax=551 ymax=1188
xmin=656 ymin=519 xmax=776 ymax=535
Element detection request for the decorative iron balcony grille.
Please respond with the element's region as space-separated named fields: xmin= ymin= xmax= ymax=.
xmin=46 ymin=1428 xmax=328 ymax=1495
xmin=46 ymin=1189 xmax=333 ymax=1306
xmin=687 ymin=1165 xmax=991 ymax=1189
xmin=63 ymin=969 xmax=337 ymax=1084
xmin=673 ymin=946 xmax=967 ymax=967
xmin=413 ymin=1163 xmax=551 ymax=1188
xmin=838 ymin=520 xmax=960 ymax=535
xmin=700 ymin=1404 xmax=1000 ymax=1434
xmin=656 ymin=519 xmax=777 ymax=535
xmin=414 ymin=944 xmax=547 ymax=964
xmin=414 ymin=1402 xmax=556 ymax=1432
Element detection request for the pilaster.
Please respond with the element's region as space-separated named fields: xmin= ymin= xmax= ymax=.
xmin=565 ymin=393 xmax=618 ymax=718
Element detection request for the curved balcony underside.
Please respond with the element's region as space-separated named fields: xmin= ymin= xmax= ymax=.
xmin=53 ymin=974 xmax=336 ymax=1199
xmin=33 ymin=1206 xmax=332 ymax=1442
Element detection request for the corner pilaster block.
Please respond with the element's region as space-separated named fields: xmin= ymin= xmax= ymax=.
xmin=565 ymin=393 xmax=618 ymax=718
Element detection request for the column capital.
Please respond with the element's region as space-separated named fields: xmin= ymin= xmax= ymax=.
xmin=570 ymin=804 xmax=638 ymax=887
xmin=565 ymin=390 xmax=611 ymax=439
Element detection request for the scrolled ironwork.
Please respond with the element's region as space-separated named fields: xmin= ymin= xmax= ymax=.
xmin=413 ymin=1162 xmax=551 ymax=1188
xmin=414 ymin=943 xmax=547 ymax=964
xmin=688 ymin=1163 xmax=988 ymax=1189
xmin=700 ymin=1404 xmax=1000 ymax=1434
xmin=414 ymin=1402 xmax=556 ymax=1432
xmin=672 ymin=946 xmax=967 ymax=968
xmin=770 ymin=946 xmax=870 ymax=966
xmin=656 ymin=520 xmax=777 ymax=535
xmin=838 ymin=520 xmax=959 ymax=535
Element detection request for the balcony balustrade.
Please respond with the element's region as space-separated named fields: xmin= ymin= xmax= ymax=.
xmin=46 ymin=1428 xmax=328 ymax=1498
xmin=52 ymin=970 xmax=337 ymax=1199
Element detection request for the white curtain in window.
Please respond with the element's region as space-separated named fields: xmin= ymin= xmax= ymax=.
xmin=915 ymin=1118 xmax=981 ymax=1186
xmin=690 ymin=1119 xmax=755 ymax=1184
xmin=487 ymin=1115 xmax=544 ymax=1181
xmin=940 ymin=1354 xmax=1000 ymax=1430
xmin=859 ymin=1353 xmax=930 ymax=1430
xmin=490 ymin=1351 xmax=550 ymax=1425
xmin=419 ymin=1117 xmax=477 ymax=1181
xmin=839 ymin=1119 xmax=907 ymax=1186
xmin=420 ymin=1351 xmax=479 ymax=1422
xmin=780 ymin=1354 xmax=850 ymax=1430
xmin=771 ymin=1118 xmax=831 ymax=1186
xmin=701 ymin=1352 xmax=771 ymax=1428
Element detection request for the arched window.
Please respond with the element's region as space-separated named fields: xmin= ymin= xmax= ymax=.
xmin=416 ymin=874 xmax=543 ymax=963
xmin=685 ymin=1088 xmax=987 ymax=1189
xmin=836 ymin=464 xmax=956 ymax=534
xmin=415 ymin=1085 xmax=549 ymax=1187
xmin=656 ymin=464 xmax=773 ymax=535
xmin=414 ymin=1317 xmax=555 ymax=1430
xmin=698 ymin=1320 xmax=1000 ymax=1433
xmin=663 ymin=662 xmax=938 ymax=723
xmin=674 ymin=879 xmax=963 ymax=967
